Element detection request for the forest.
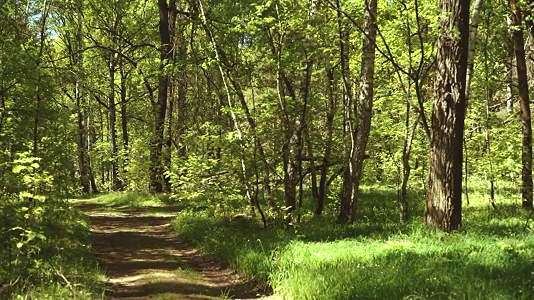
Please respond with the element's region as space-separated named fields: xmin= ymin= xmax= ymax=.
xmin=2 ymin=0 xmax=534 ymax=299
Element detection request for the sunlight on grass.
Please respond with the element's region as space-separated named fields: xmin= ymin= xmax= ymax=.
xmin=173 ymin=182 xmax=534 ymax=299
xmin=72 ymin=192 xmax=169 ymax=209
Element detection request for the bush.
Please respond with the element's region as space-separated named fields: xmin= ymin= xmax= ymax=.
xmin=0 ymin=195 xmax=103 ymax=299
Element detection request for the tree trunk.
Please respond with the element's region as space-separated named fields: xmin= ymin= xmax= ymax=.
xmin=510 ymin=0 xmax=533 ymax=208
xmin=119 ymin=61 xmax=129 ymax=184
xmin=108 ymin=52 xmax=122 ymax=191
xmin=75 ymin=4 xmax=90 ymax=193
xmin=336 ymin=0 xmax=354 ymax=223
xmin=197 ymin=0 xmax=256 ymax=214
xmin=162 ymin=0 xmax=179 ymax=193
xmin=349 ymin=0 xmax=378 ymax=222
xmin=304 ymin=125 xmax=318 ymax=200
xmin=400 ymin=109 xmax=418 ymax=223
xmin=316 ymin=56 xmax=336 ymax=216
xmin=465 ymin=0 xmax=484 ymax=107
xmin=32 ymin=1 xmax=50 ymax=157
xmin=151 ymin=0 xmax=177 ymax=193
xmin=296 ymin=60 xmax=312 ymax=223
xmin=230 ymin=79 xmax=274 ymax=209
xmin=162 ymin=79 xmax=174 ymax=193
xmin=483 ymin=19 xmax=496 ymax=206
xmin=425 ymin=0 xmax=470 ymax=232
xmin=506 ymin=15 xmax=516 ymax=116
xmin=175 ymin=8 xmax=188 ymax=159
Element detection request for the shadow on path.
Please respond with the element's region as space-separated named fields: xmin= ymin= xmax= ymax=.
xmin=78 ymin=203 xmax=269 ymax=300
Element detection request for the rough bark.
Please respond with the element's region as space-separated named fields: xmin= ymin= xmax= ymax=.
xmin=425 ymin=0 xmax=470 ymax=232
xmin=510 ymin=0 xmax=533 ymax=208
xmin=150 ymin=0 xmax=176 ymax=193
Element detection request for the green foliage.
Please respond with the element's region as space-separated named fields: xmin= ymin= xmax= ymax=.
xmin=0 ymin=195 xmax=103 ymax=299
xmin=174 ymin=185 xmax=534 ymax=299
xmin=0 ymin=157 xmax=102 ymax=299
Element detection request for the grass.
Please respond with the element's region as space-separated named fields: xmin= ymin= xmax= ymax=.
xmin=172 ymin=182 xmax=534 ymax=299
xmin=73 ymin=192 xmax=171 ymax=208
xmin=0 ymin=196 xmax=104 ymax=299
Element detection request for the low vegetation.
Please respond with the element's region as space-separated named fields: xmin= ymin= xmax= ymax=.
xmin=174 ymin=184 xmax=534 ymax=299
xmin=0 ymin=196 xmax=104 ymax=299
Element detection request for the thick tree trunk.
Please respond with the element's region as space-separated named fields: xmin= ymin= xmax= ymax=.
xmin=349 ymin=0 xmax=378 ymax=222
xmin=510 ymin=0 xmax=533 ymax=208
xmin=151 ymin=0 xmax=176 ymax=193
xmin=425 ymin=0 xmax=470 ymax=232
xmin=162 ymin=1 xmax=178 ymax=193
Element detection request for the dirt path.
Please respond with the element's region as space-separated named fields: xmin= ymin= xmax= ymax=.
xmin=78 ymin=204 xmax=269 ymax=300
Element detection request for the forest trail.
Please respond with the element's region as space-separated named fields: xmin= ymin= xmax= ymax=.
xmin=77 ymin=202 xmax=269 ymax=300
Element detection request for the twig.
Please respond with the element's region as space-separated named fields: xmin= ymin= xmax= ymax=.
xmin=56 ymin=269 xmax=75 ymax=295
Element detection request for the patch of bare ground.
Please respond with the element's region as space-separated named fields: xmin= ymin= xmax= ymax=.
xmin=78 ymin=204 xmax=272 ymax=300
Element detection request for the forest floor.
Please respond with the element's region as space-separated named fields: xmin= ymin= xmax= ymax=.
xmin=76 ymin=199 xmax=272 ymax=300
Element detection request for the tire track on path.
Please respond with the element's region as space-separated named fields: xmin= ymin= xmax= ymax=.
xmin=78 ymin=203 xmax=268 ymax=300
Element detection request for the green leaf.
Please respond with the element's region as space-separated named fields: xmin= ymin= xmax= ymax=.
xmin=12 ymin=165 xmax=25 ymax=173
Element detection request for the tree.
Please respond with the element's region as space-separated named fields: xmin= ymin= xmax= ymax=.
xmin=337 ymin=0 xmax=377 ymax=223
xmin=349 ymin=0 xmax=378 ymax=222
xmin=425 ymin=0 xmax=471 ymax=232
xmin=509 ymin=0 xmax=533 ymax=208
xmin=150 ymin=0 xmax=178 ymax=193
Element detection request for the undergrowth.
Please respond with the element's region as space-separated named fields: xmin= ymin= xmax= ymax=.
xmin=173 ymin=184 xmax=534 ymax=299
xmin=0 ymin=196 xmax=103 ymax=299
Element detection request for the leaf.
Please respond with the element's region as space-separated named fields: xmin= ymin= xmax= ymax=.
xmin=16 ymin=242 xmax=24 ymax=248
xmin=12 ymin=165 xmax=25 ymax=173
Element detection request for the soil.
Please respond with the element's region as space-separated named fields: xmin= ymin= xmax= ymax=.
xmin=78 ymin=203 xmax=272 ymax=300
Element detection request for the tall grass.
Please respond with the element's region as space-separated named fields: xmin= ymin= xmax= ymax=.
xmin=173 ymin=183 xmax=534 ymax=299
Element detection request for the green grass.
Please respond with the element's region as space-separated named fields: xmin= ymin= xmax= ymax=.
xmin=173 ymin=183 xmax=534 ymax=299
xmin=73 ymin=192 xmax=171 ymax=208
xmin=0 ymin=196 xmax=104 ymax=299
